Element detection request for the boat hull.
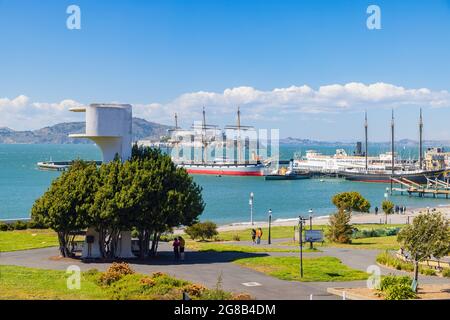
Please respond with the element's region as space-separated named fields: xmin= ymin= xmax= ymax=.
xmin=340 ymin=169 xmax=445 ymax=184
xmin=180 ymin=163 xmax=265 ymax=176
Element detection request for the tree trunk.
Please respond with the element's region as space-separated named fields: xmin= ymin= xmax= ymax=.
xmin=57 ymin=232 xmax=67 ymax=257
xmin=413 ymin=260 xmax=419 ymax=292
xmin=138 ymin=230 xmax=145 ymax=259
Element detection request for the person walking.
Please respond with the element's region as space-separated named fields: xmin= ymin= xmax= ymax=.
xmin=173 ymin=237 xmax=180 ymax=260
xmin=179 ymin=236 xmax=186 ymax=261
xmin=375 ymin=206 xmax=379 ymax=215
xmin=251 ymin=229 xmax=256 ymax=244
xmin=256 ymin=228 xmax=263 ymax=244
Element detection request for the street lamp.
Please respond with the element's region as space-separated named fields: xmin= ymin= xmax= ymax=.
xmin=249 ymin=192 xmax=254 ymax=225
xmin=308 ymin=209 xmax=313 ymax=249
xmin=298 ymin=216 xmax=308 ymax=278
xmin=268 ymin=209 xmax=272 ymax=245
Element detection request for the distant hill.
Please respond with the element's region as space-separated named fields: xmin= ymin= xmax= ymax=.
xmin=0 ymin=118 xmax=172 ymax=144
xmin=279 ymin=137 xmax=450 ymax=147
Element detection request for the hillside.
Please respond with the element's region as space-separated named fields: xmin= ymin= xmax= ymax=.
xmin=0 ymin=118 xmax=172 ymax=144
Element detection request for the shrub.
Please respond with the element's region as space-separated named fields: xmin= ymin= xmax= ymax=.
xmin=26 ymin=219 xmax=47 ymax=229
xmin=442 ymin=268 xmax=450 ymax=278
xmin=420 ymin=267 xmax=436 ymax=276
xmin=151 ymin=272 xmax=167 ymax=278
xmin=159 ymin=233 xmax=177 ymax=242
xmin=99 ymin=262 xmax=135 ymax=285
xmin=185 ymin=221 xmax=218 ymax=241
xmin=183 ymin=284 xmax=207 ymax=297
xmin=140 ymin=277 xmax=156 ymax=288
xmin=376 ymin=251 xmax=414 ymax=272
xmin=232 ymin=293 xmax=253 ymax=300
xmin=12 ymin=220 xmax=28 ymax=230
xmin=327 ymin=210 xmax=353 ymax=244
xmin=0 ymin=222 xmax=8 ymax=231
xmin=379 ymin=275 xmax=416 ymax=300
xmin=232 ymin=234 xmax=240 ymax=241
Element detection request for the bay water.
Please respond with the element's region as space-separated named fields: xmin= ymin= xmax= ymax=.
xmin=1 ymin=143 xmax=449 ymax=225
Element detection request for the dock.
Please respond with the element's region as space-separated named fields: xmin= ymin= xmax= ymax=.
xmin=391 ymin=176 xmax=450 ymax=198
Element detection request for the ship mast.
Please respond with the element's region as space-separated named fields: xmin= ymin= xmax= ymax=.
xmin=391 ymin=109 xmax=395 ymax=176
xmin=202 ymin=107 xmax=207 ymax=164
xmin=419 ymin=108 xmax=423 ymax=170
xmin=225 ymin=107 xmax=254 ymax=164
xmin=237 ymin=107 xmax=242 ymax=163
xmin=365 ymin=110 xmax=368 ymax=172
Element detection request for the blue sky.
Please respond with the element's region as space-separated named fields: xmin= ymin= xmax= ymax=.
xmin=1 ymin=0 xmax=450 ymax=141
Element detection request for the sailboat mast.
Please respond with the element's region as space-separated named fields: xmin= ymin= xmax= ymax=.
xmin=202 ymin=107 xmax=207 ymax=164
xmin=419 ymin=108 xmax=423 ymax=170
xmin=174 ymin=113 xmax=179 ymax=161
xmin=237 ymin=107 xmax=241 ymax=163
xmin=365 ymin=111 xmax=368 ymax=172
xmin=391 ymin=109 xmax=395 ymax=176
xmin=175 ymin=112 xmax=178 ymax=129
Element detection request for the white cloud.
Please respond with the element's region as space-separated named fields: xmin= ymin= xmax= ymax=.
xmin=1 ymin=82 xmax=450 ymax=130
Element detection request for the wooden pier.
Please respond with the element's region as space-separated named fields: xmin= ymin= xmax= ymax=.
xmin=391 ymin=176 xmax=450 ymax=198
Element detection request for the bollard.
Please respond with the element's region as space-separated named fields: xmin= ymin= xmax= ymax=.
xmin=310 ymin=294 xmax=313 ymax=300
xmin=342 ymin=291 xmax=346 ymax=300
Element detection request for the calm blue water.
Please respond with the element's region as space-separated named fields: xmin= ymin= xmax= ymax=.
xmin=1 ymin=144 xmax=449 ymax=225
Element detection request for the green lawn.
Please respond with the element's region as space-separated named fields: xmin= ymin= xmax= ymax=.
xmin=217 ymin=223 xmax=404 ymax=242
xmin=234 ymin=256 xmax=369 ymax=282
xmin=0 ymin=265 xmax=237 ymax=300
xmin=0 ymin=265 xmax=107 ymax=299
xmin=278 ymin=235 xmax=400 ymax=250
xmin=186 ymin=240 xmax=320 ymax=253
xmin=0 ymin=229 xmax=59 ymax=252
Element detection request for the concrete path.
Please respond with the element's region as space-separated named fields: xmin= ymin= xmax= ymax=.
xmin=1 ymin=242 xmax=448 ymax=299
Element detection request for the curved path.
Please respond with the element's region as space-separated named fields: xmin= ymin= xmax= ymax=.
xmin=1 ymin=241 xmax=448 ymax=300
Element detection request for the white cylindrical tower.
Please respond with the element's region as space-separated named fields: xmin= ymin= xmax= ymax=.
xmin=69 ymin=103 xmax=132 ymax=162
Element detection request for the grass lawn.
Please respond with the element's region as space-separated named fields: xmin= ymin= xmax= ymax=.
xmin=185 ymin=240 xmax=320 ymax=253
xmin=278 ymin=235 xmax=400 ymax=250
xmin=0 ymin=229 xmax=59 ymax=252
xmin=217 ymin=223 xmax=404 ymax=242
xmin=234 ymin=256 xmax=369 ymax=282
xmin=0 ymin=265 xmax=237 ymax=300
xmin=0 ymin=265 xmax=107 ymax=299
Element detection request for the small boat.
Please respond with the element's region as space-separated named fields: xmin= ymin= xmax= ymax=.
xmin=264 ymin=171 xmax=311 ymax=180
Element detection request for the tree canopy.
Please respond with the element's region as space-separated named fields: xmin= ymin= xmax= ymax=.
xmin=31 ymin=145 xmax=204 ymax=258
xmin=397 ymin=211 xmax=449 ymax=289
xmin=332 ymin=192 xmax=371 ymax=213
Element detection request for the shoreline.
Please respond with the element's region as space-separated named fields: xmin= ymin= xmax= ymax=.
xmin=212 ymin=204 xmax=450 ymax=232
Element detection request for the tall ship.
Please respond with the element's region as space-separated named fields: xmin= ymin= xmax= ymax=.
xmin=339 ymin=109 xmax=446 ymax=184
xmin=169 ymin=108 xmax=266 ymax=176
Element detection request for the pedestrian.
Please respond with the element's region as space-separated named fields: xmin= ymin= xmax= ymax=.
xmin=403 ymin=206 xmax=407 ymax=214
xmin=375 ymin=206 xmax=379 ymax=215
xmin=395 ymin=205 xmax=399 ymax=214
xmin=256 ymin=228 xmax=263 ymax=244
xmin=251 ymin=229 xmax=256 ymax=244
xmin=179 ymin=236 xmax=186 ymax=261
xmin=173 ymin=237 xmax=180 ymax=260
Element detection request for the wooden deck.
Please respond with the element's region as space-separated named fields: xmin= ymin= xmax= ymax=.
xmin=391 ymin=177 xmax=450 ymax=198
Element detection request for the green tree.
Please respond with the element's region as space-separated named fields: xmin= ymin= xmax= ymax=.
xmin=327 ymin=192 xmax=371 ymax=244
xmin=382 ymin=200 xmax=394 ymax=224
xmin=397 ymin=212 xmax=450 ymax=291
xmin=31 ymin=161 xmax=98 ymax=257
xmin=332 ymin=192 xmax=371 ymax=213
xmin=185 ymin=221 xmax=218 ymax=241
xmin=130 ymin=144 xmax=204 ymax=257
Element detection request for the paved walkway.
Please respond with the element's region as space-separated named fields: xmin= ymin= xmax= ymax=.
xmin=1 ymin=241 xmax=448 ymax=300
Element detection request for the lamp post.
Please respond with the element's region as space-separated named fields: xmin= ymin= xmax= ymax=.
xmin=298 ymin=216 xmax=307 ymax=278
xmin=268 ymin=209 xmax=272 ymax=245
xmin=249 ymin=192 xmax=254 ymax=225
xmin=308 ymin=209 xmax=313 ymax=249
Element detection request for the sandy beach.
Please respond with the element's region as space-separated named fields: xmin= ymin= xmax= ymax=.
xmin=213 ymin=205 xmax=450 ymax=232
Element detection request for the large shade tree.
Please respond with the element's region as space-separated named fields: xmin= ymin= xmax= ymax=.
xmin=31 ymin=161 xmax=98 ymax=257
xmin=130 ymin=144 xmax=204 ymax=258
xmin=397 ymin=212 xmax=449 ymax=291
